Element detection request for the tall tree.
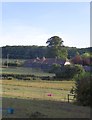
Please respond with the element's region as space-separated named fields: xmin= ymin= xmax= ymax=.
xmin=46 ymin=36 xmax=67 ymax=59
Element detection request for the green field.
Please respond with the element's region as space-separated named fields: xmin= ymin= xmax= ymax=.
xmin=0 ymin=59 xmax=91 ymax=118
xmin=1 ymin=67 xmax=55 ymax=77
xmin=1 ymin=58 xmax=54 ymax=77
xmin=1 ymin=79 xmax=90 ymax=118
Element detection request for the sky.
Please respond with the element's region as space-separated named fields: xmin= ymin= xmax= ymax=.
xmin=1 ymin=2 xmax=90 ymax=48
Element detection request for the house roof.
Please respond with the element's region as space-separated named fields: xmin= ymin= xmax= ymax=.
xmin=24 ymin=58 xmax=66 ymax=65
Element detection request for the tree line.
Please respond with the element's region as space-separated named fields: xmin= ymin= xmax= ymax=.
xmin=1 ymin=45 xmax=91 ymax=59
xmin=1 ymin=36 xmax=91 ymax=59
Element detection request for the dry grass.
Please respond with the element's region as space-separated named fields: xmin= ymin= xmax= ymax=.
xmin=1 ymin=79 xmax=75 ymax=101
xmin=1 ymin=79 xmax=74 ymax=90
xmin=1 ymin=79 xmax=90 ymax=118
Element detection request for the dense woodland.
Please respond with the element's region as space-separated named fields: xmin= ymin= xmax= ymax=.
xmin=1 ymin=45 xmax=92 ymax=59
xmin=1 ymin=36 xmax=91 ymax=59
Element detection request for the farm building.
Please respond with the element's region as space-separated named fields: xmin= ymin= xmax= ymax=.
xmin=23 ymin=57 xmax=66 ymax=71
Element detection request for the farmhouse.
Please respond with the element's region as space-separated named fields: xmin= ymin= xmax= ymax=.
xmin=23 ymin=57 xmax=66 ymax=70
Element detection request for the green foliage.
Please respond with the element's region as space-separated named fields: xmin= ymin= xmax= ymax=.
xmin=81 ymin=52 xmax=92 ymax=66
xmin=1 ymin=45 xmax=91 ymax=60
xmin=55 ymin=65 xmax=85 ymax=79
xmin=4 ymin=62 xmax=18 ymax=67
xmin=49 ymin=63 xmax=61 ymax=73
xmin=3 ymin=60 xmax=23 ymax=67
xmin=74 ymin=64 xmax=85 ymax=74
xmin=74 ymin=72 xmax=91 ymax=106
xmin=81 ymin=52 xmax=90 ymax=58
xmin=2 ymin=46 xmax=47 ymax=59
xmin=67 ymin=47 xmax=78 ymax=59
xmin=67 ymin=47 xmax=91 ymax=59
xmin=46 ymin=36 xmax=63 ymax=47
xmin=46 ymin=36 xmax=68 ymax=59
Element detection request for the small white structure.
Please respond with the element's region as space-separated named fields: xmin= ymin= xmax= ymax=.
xmin=64 ymin=59 xmax=71 ymax=65
xmin=42 ymin=56 xmax=46 ymax=61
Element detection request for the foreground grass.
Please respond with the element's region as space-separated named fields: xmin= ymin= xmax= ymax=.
xmin=2 ymin=97 xmax=90 ymax=118
xmin=1 ymin=79 xmax=90 ymax=118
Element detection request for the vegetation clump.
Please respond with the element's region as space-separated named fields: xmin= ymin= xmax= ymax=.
xmin=73 ymin=72 xmax=91 ymax=106
xmin=50 ymin=64 xmax=85 ymax=79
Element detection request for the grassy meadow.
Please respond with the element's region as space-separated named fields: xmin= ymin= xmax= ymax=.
xmin=1 ymin=67 xmax=55 ymax=77
xmin=2 ymin=97 xmax=90 ymax=118
xmin=2 ymin=79 xmax=74 ymax=101
xmin=0 ymin=58 xmax=54 ymax=77
xmin=1 ymin=79 xmax=90 ymax=118
xmin=0 ymin=59 xmax=91 ymax=118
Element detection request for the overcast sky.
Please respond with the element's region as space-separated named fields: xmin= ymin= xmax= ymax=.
xmin=1 ymin=2 xmax=90 ymax=48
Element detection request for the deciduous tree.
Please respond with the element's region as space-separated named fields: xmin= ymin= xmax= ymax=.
xmin=46 ymin=36 xmax=67 ymax=59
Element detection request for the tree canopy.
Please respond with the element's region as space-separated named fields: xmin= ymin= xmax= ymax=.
xmin=46 ymin=36 xmax=63 ymax=48
xmin=46 ymin=36 xmax=67 ymax=59
xmin=1 ymin=42 xmax=91 ymax=60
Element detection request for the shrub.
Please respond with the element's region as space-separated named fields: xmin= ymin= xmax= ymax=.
xmin=49 ymin=63 xmax=61 ymax=73
xmin=4 ymin=62 xmax=18 ymax=66
xmin=74 ymin=72 xmax=91 ymax=106
xmin=55 ymin=64 xmax=85 ymax=79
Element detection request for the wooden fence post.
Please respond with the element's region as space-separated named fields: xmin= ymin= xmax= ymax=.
xmin=68 ymin=94 xmax=69 ymax=103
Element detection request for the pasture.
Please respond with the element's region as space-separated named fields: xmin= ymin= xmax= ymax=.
xmin=1 ymin=79 xmax=90 ymax=118
xmin=0 ymin=59 xmax=91 ymax=118
xmin=1 ymin=67 xmax=55 ymax=77
xmin=2 ymin=79 xmax=74 ymax=101
xmin=2 ymin=97 xmax=90 ymax=118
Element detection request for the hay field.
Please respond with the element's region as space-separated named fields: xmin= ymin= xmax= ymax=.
xmin=2 ymin=79 xmax=74 ymax=101
xmin=1 ymin=80 xmax=90 ymax=118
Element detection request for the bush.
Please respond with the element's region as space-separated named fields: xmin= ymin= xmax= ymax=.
xmin=49 ymin=63 xmax=61 ymax=73
xmin=74 ymin=72 xmax=91 ymax=106
xmin=4 ymin=62 xmax=18 ymax=66
xmin=55 ymin=64 xmax=85 ymax=79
